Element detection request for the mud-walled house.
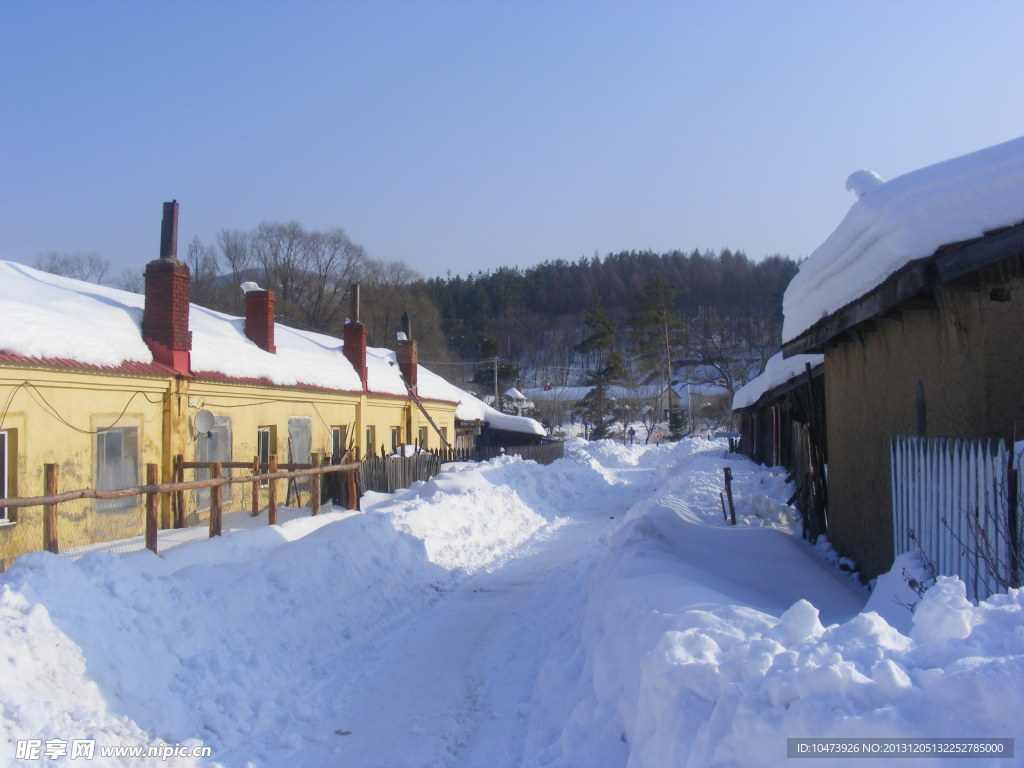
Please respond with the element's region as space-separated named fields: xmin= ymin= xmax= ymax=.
xmin=780 ymin=138 xmax=1024 ymax=578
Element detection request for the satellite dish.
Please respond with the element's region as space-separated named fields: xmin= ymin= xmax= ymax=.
xmin=194 ymin=409 xmax=215 ymax=433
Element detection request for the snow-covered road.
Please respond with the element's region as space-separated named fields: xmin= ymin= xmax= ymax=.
xmin=3 ymin=439 xmax=1023 ymax=768
xmin=270 ymin=464 xmax=650 ymax=768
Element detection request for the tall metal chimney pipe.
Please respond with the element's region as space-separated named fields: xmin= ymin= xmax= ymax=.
xmin=160 ymin=200 xmax=179 ymax=261
xmin=350 ymin=284 xmax=361 ymax=324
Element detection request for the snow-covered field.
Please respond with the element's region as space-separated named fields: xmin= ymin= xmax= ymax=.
xmin=2 ymin=439 xmax=1021 ymax=767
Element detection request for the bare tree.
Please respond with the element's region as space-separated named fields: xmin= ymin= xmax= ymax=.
xmin=216 ymin=222 xmax=368 ymax=333
xmin=113 ymin=268 xmax=144 ymax=293
xmin=34 ymin=251 xmax=111 ymax=284
xmin=683 ymin=309 xmax=763 ymax=400
xmin=185 ymin=236 xmax=228 ymax=310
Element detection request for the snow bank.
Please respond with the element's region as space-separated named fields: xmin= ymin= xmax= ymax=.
xmin=0 ymin=446 xmax=619 ymax=766
xmin=783 ymin=135 xmax=1024 ymax=343
xmin=2 ymin=440 xmax=1022 ymax=767
xmin=564 ymin=446 xmax=1024 ymax=767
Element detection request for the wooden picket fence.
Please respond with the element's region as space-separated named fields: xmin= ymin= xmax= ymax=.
xmin=434 ymin=442 xmax=565 ymax=466
xmin=359 ymin=453 xmax=442 ymax=495
xmin=357 ymin=442 xmax=565 ymax=495
xmin=891 ymin=436 xmax=1022 ymax=601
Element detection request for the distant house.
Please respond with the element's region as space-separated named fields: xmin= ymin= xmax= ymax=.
xmin=781 ymin=137 xmax=1024 ymax=577
xmin=674 ymin=373 xmax=732 ymax=426
xmin=523 ymin=383 xmax=679 ymax=428
xmin=0 ymin=202 xmax=544 ymax=569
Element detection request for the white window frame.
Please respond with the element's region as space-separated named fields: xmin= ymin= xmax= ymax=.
xmin=0 ymin=430 xmax=8 ymax=523
xmin=257 ymin=426 xmax=274 ymax=487
xmin=331 ymin=426 xmax=347 ymax=462
xmin=96 ymin=427 xmax=139 ymax=514
xmin=195 ymin=415 xmax=232 ymax=509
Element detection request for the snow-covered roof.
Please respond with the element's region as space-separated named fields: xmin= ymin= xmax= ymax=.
xmin=416 ymin=367 xmax=546 ymax=437
xmin=0 ymin=260 xmax=545 ymax=437
xmin=732 ymin=351 xmax=823 ymax=411
xmin=783 ymin=136 xmax=1024 ymax=344
xmin=524 ymin=384 xmax=669 ymax=403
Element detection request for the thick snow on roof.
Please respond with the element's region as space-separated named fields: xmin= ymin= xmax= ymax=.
xmin=732 ymin=351 xmax=823 ymax=411
xmin=0 ymin=260 xmax=154 ymax=366
xmin=0 ymin=260 xmax=393 ymax=392
xmin=783 ymin=136 xmax=1024 ymax=343
xmin=0 ymin=259 xmax=546 ymax=437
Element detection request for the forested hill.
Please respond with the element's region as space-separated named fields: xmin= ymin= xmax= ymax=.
xmin=425 ymin=248 xmax=796 ymax=322
xmin=421 ymin=248 xmax=798 ymax=358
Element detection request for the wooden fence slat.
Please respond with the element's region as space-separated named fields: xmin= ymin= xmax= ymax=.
xmin=44 ymin=463 xmax=59 ymax=554
xmin=268 ymin=455 xmax=278 ymax=526
xmin=251 ymin=456 xmax=260 ymax=517
xmin=209 ymin=463 xmax=222 ymax=537
xmin=145 ymin=464 xmax=159 ymax=554
xmin=174 ymin=454 xmax=186 ymax=528
xmin=310 ymin=453 xmax=320 ymax=516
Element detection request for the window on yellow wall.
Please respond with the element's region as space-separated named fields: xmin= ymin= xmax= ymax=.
xmin=96 ymin=427 xmax=139 ymax=514
xmin=365 ymin=426 xmax=376 ymax=459
xmin=390 ymin=426 xmax=400 ymax=451
xmin=288 ymin=417 xmax=312 ymax=496
xmin=257 ymin=425 xmax=276 ymax=487
xmin=418 ymin=426 xmax=428 ymax=449
xmin=0 ymin=429 xmax=14 ymax=523
xmin=195 ymin=416 xmax=232 ymax=508
xmin=331 ymin=426 xmax=347 ymax=462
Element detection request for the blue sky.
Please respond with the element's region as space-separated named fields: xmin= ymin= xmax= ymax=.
xmin=2 ymin=1 xmax=1022 ymax=280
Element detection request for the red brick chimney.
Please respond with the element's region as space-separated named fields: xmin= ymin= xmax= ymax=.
xmin=244 ymin=289 xmax=276 ymax=353
xmin=142 ymin=201 xmax=192 ymax=375
xmin=396 ymin=311 xmax=417 ymax=390
xmin=343 ymin=284 xmax=368 ymax=390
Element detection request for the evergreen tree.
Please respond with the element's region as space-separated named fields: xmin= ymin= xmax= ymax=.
xmin=629 ymin=273 xmax=683 ymax=394
xmin=573 ymin=295 xmax=622 ymax=438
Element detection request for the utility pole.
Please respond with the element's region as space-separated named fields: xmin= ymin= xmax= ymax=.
xmin=493 ymin=357 xmax=499 ymax=406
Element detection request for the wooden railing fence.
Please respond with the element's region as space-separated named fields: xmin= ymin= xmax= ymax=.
xmin=0 ymin=441 xmax=565 ymax=567
xmin=0 ymin=456 xmax=360 ymax=558
xmin=891 ymin=436 xmax=1022 ymax=601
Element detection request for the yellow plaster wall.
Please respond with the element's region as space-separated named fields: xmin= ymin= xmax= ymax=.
xmin=0 ymin=368 xmax=169 ymax=568
xmin=0 ymin=365 xmax=459 ymax=570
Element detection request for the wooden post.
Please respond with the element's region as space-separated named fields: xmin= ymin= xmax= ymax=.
xmin=145 ymin=463 xmax=159 ymax=554
xmin=310 ymin=453 xmax=321 ymax=516
xmin=43 ymin=463 xmax=59 ymax=554
xmin=174 ymin=454 xmax=186 ymax=528
xmin=209 ymin=463 xmax=222 ymax=537
xmin=346 ymin=451 xmax=359 ymax=511
xmin=724 ymin=467 xmax=736 ymax=525
xmin=268 ymin=455 xmax=278 ymax=525
xmin=251 ymin=455 xmax=260 ymax=517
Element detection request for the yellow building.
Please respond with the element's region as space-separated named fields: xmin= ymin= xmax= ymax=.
xmin=0 ymin=203 xmax=478 ymax=568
